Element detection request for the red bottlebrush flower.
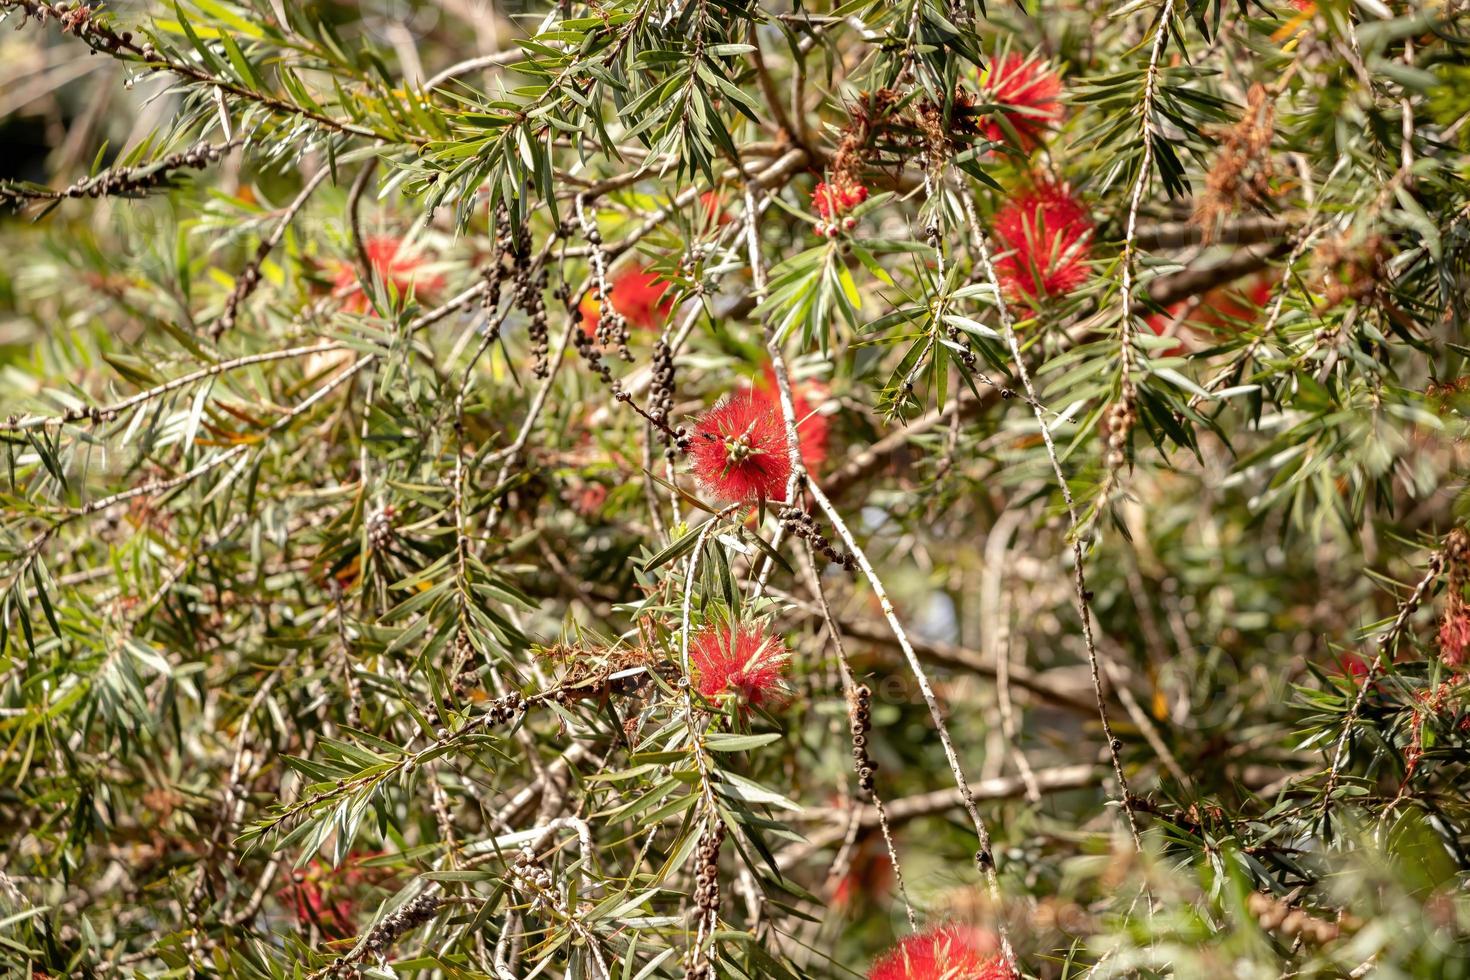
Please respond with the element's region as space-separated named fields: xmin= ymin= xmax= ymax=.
xmin=832 ymin=842 xmax=892 ymax=911
xmin=812 ymin=180 xmax=868 ymax=219
xmin=1145 ymin=275 xmax=1277 ymax=354
xmin=568 ymin=482 xmax=608 ymax=517
xmin=332 ymin=236 xmax=442 ymax=314
xmin=700 ymin=189 xmax=731 ymax=226
xmin=812 ymin=179 xmax=869 ymax=236
xmin=756 ymin=364 xmax=830 ymax=474
xmin=1337 ymin=652 xmax=1370 ymax=682
xmin=1197 ymin=276 xmax=1274 ymax=330
xmin=1246 ymin=276 xmax=1275 ymax=309
xmin=690 ymin=391 xmax=792 ymax=503
xmin=977 ymin=52 xmax=1064 ymax=151
xmin=689 ymin=624 xmax=788 ymax=708
xmin=869 ymin=925 xmax=1012 ymax=980
xmin=278 ymin=856 xmax=377 ymax=937
xmin=580 ymin=264 xmax=673 ymax=336
xmin=1330 ymin=652 xmax=1390 ymax=695
xmin=1441 ymin=609 xmax=1470 ymax=668
xmin=992 ymin=181 xmax=1093 ymax=302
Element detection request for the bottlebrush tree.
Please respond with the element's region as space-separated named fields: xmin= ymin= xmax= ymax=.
xmin=3 ymin=0 xmax=1470 ymax=977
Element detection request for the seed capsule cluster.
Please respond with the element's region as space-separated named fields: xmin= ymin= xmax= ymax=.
xmin=473 ymin=689 xmax=527 ymax=730
xmin=569 ymin=311 xmax=687 ymax=450
xmin=593 ymin=308 xmax=633 ymax=362
xmin=510 ymin=845 xmax=558 ymax=915
xmin=215 ymin=239 xmax=271 ymax=338
xmin=693 ymin=819 xmax=725 ymax=915
xmin=779 ymin=507 xmax=857 ymax=571
xmin=500 ymin=688 xmax=527 ymax=717
xmin=571 ymin=311 xmax=617 ymax=388
xmin=450 ymin=631 xmax=479 ymax=703
xmin=483 ymin=209 xmax=509 ymax=313
xmin=1 ymin=138 xmax=236 ymax=211
xmin=649 ymin=338 xmax=680 ymax=457
xmin=849 ymin=684 xmax=878 ymax=798
xmin=942 ymin=321 xmax=980 ymax=372
xmin=431 ymin=685 xmax=525 ymax=747
xmin=1103 ymin=399 xmax=1136 ymax=470
xmin=686 ymin=818 xmax=727 ymax=980
xmin=578 ymin=217 xmax=634 ymax=362
xmin=1245 ymin=892 xmax=1341 ymax=945
xmin=523 ymin=293 xmax=554 ymax=375
xmin=367 ymin=507 xmax=396 ymax=552
xmin=321 ymin=894 xmax=442 ymax=976
xmin=367 ymin=894 xmax=440 ymax=954
xmin=596 ymin=310 xmax=633 ymax=358
xmin=10 ymin=2 xmax=139 ymax=58
xmin=501 ymin=218 xmax=552 ymax=379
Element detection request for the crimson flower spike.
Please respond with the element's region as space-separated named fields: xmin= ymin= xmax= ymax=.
xmin=868 ymin=924 xmax=1015 ymax=980
xmin=690 ymin=391 xmax=793 ymax=506
xmin=977 ymin=51 xmax=1064 ymax=152
xmin=991 ymin=180 xmax=1094 ymax=303
xmin=688 ymin=623 xmax=789 ymax=710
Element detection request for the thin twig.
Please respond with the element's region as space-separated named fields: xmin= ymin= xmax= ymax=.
xmin=1 ymin=342 xmax=347 ymax=432
xmin=795 ymin=541 xmax=917 ymax=929
xmin=422 ymin=47 xmax=540 ymax=91
xmin=1321 ymin=549 xmax=1444 ymax=815
xmin=805 ymin=476 xmax=1018 ymax=968
xmin=347 ymin=157 xmax=379 ymax=281
xmin=957 ymin=182 xmax=1143 ymax=850
xmin=982 ymin=508 xmax=1042 ymax=803
xmin=214 ymin=164 xmax=332 ymax=339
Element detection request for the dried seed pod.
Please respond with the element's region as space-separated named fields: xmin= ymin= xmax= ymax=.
xmin=780 ymin=507 xmax=858 ymax=571
xmin=847 ymin=683 xmax=878 ymax=799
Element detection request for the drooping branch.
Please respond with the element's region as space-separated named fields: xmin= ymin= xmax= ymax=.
xmin=1 ymin=342 xmax=346 ymax=432
xmin=957 ymin=183 xmax=1144 ymax=851
xmin=0 ymin=138 xmax=241 ymax=210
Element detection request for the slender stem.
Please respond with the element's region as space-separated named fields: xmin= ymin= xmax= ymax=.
xmin=804 ymin=478 xmax=1016 ymax=967
xmin=797 ymin=541 xmax=918 ymax=929
xmin=214 ymin=164 xmax=332 ymax=340
xmin=1321 ymin=549 xmax=1444 ymax=815
xmin=422 ymin=49 xmax=532 ymax=91
xmin=957 ymin=183 xmax=1144 ymax=850
xmin=1 ymin=342 xmax=347 ymax=432
xmin=347 ymin=157 xmax=379 ymax=281
xmin=1116 ymin=0 xmax=1178 ymax=419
